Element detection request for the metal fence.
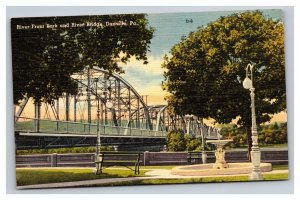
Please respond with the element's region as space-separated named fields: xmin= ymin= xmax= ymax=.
xmin=15 ymin=150 xmax=289 ymax=168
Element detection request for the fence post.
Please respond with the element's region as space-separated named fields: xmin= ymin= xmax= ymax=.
xmin=51 ymin=153 xmax=58 ymax=167
xmin=144 ymin=151 xmax=150 ymax=166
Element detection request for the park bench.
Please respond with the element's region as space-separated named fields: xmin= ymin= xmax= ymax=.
xmin=187 ymin=151 xmax=215 ymax=164
xmin=95 ymin=151 xmax=143 ymax=175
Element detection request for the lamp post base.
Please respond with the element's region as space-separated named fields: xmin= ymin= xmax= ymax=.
xmin=249 ymin=150 xmax=263 ymax=180
xmin=94 ymin=154 xmax=103 ymax=175
xmin=202 ymin=151 xmax=207 ymax=164
xmin=249 ymin=171 xmax=263 ymax=180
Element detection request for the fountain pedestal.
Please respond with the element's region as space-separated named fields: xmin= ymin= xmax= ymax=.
xmin=206 ymin=139 xmax=233 ymax=169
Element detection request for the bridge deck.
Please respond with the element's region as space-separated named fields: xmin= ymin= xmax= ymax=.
xmin=15 ymin=117 xmax=168 ymax=138
xmin=17 ymin=132 xmax=166 ymax=139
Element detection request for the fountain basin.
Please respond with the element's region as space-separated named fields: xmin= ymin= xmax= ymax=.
xmin=206 ymin=139 xmax=233 ymax=169
xmin=206 ymin=139 xmax=233 ymax=146
xmin=171 ymin=163 xmax=272 ymax=176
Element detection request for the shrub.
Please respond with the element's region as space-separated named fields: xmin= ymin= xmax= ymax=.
xmin=16 ymin=146 xmax=114 ymax=155
xmin=166 ymin=130 xmax=186 ymax=152
xmin=185 ymin=134 xmax=202 ymax=151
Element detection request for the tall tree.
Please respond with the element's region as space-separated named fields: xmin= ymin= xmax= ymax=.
xmin=12 ymin=14 xmax=154 ymax=104
xmin=162 ymin=11 xmax=286 ymax=158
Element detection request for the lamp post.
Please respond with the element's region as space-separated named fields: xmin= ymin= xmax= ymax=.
xmin=184 ymin=114 xmax=193 ymax=135
xmin=200 ymin=123 xmax=207 ymax=164
xmin=94 ymin=78 xmax=102 ymax=174
xmin=242 ymin=64 xmax=262 ymax=180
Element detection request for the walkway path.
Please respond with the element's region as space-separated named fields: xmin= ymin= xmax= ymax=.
xmin=17 ymin=169 xmax=288 ymax=189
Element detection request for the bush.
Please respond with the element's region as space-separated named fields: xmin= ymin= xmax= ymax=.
xmin=166 ymin=130 xmax=186 ymax=152
xmin=185 ymin=134 xmax=202 ymax=151
xmin=166 ymin=130 xmax=203 ymax=152
xmin=16 ymin=146 xmax=114 ymax=155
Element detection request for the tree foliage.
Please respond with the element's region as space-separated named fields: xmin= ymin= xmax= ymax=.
xmin=12 ymin=14 xmax=154 ymax=104
xmin=166 ymin=130 xmax=186 ymax=151
xmin=185 ymin=134 xmax=202 ymax=151
xmin=162 ymin=11 xmax=286 ymax=152
xmin=166 ymin=130 xmax=203 ymax=152
xmin=221 ymin=122 xmax=287 ymax=147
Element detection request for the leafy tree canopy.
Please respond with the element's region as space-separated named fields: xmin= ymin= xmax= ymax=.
xmin=12 ymin=14 xmax=154 ymax=104
xmin=162 ymin=11 xmax=285 ymax=129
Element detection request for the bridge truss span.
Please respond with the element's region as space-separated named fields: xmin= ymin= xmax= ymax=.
xmin=14 ymin=66 xmax=220 ymax=149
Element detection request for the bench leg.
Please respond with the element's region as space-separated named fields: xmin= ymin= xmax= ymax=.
xmin=136 ymin=163 xmax=140 ymax=175
xmin=134 ymin=163 xmax=140 ymax=175
xmin=96 ymin=168 xmax=102 ymax=175
xmin=134 ymin=163 xmax=137 ymax=175
xmin=95 ymin=163 xmax=103 ymax=175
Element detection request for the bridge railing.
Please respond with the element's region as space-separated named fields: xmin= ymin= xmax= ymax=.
xmin=15 ymin=117 xmax=167 ymax=137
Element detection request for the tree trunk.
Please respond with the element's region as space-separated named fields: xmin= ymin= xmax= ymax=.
xmin=246 ymin=126 xmax=252 ymax=162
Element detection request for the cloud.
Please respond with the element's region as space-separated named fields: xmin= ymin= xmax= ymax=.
xmin=119 ymin=56 xmax=167 ymax=105
xmin=119 ymin=55 xmax=165 ymax=76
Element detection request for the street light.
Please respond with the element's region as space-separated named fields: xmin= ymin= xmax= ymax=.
xmin=94 ymin=78 xmax=102 ymax=174
xmin=243 ymin=64 xmax=263 ymax=180
xmin=184 ymin=114 xmax=194 ymax=135
xmin=199 ymin=123 xmax=207 ymax=164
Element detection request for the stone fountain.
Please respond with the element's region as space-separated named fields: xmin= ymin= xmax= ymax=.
xmin=171 ymin=133 xmax=272 ymax=177
xmin=205 ymin=139 xmax=233 ymax=169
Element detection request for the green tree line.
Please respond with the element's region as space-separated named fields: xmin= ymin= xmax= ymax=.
xmin=166 ymin=122 xmax=287 ymax=152
xmin=220 ymin=122 xmax=287 ymax=148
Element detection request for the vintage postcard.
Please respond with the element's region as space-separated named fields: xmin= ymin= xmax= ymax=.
xmin=11 ymin=9 xmax=288 ymax=189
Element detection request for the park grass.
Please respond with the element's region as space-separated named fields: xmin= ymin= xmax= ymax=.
xmin=232 ymin=143 xmax=288 ymax=149
xmin=110 ymin=165 xmax=176 ymax=170
xmin=92 ymin=172 xmax=289 ymax=187
xmin=16 ymin=168 xmax=147 ymax=186
xmin=263 ymin=173 xmax=289 ymax=181
xmin=272 ymin=165 xmax=289 ymax=170
xmin=16 ymin=164 xmax=289 ymax=187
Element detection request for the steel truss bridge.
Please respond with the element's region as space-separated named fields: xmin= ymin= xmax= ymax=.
xmin=14 ymin=67 xmax=219 ymax=150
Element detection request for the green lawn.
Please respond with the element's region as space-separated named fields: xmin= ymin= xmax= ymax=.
xmin=110 ymin=165 xmax=176 ymax=170
xmin=16 ymin=168 xmax=147 ymax=186
xmin=93 ymin=173 xmax=289 ymax=187
xmin=16 ymin=165 xmax=289 ymax=187
xmin=272 ymin=165 xmax=289 ymax=170
xmin=232 ymin=143 xmax=288 ymax=149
